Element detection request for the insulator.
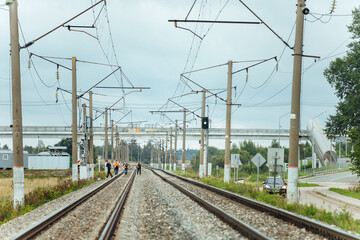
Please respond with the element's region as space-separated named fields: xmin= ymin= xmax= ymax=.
xmin=246 ymin=73 xmax=249 ymax=83
xmin=330 ymin=0 xmax=336 ymax=13
xmin=28 ymin=59 xmax=31 ymax=69
xmin=56 ymin=92 xmax=58 ymax=103
xmin=276 ymin=62 xmax=279 ymax=72
xmin=56 ymin=71 xmax=59 ymax=80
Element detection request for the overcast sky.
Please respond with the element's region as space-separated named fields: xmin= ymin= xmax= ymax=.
xmin=0 ymin=0 xmax=359 ymax=149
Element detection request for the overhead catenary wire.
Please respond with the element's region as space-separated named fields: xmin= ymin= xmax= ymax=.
xmin=237 ymin=0 xmax=293 ymax=49
xmin=20 ymin=0 xmax=106 ymax=49
xmin=232 ymin=57 xmax=277 ymax=75
xmin=233 ymin=19 xmax=296 ymax=105
xmin=171 ymin=0 xmax=230 ymax=100
xmin=78 ymin=67 xmax=121 ymax=98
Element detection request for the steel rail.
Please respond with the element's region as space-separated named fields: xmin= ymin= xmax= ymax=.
xmin=150 ymin=169 xmax=271 ymax=240
xmin=12 ymin=172 xmax=125 ymax=240
xmin=159 ymin=170 xmax=360 ymax=240
xmin=98 ymin=170 xmax=136 ymax=240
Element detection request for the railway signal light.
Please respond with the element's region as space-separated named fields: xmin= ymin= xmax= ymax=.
xmin=202 ymin=117 xmax=209 ymax=129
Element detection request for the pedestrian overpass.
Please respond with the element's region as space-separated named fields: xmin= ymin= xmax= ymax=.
xmin=0 ymin=126 xmax=310 ymax=141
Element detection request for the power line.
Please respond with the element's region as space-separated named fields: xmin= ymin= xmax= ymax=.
xmin=20 ymin=0 xmax=106 ymax=49
xmin=237 ymin=0 xmax=293 ymax=49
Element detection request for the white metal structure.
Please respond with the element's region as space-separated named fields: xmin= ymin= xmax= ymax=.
xmin=307 ymin=118 xmax=337 ymax=166
xmin=28 ymin=155 xmax=69 ymax=170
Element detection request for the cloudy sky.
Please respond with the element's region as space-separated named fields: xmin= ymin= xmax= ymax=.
xmin=0 ymin=0 xmax=359 ymax=149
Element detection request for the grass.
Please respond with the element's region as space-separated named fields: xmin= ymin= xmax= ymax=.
xmin=298 ymin=183 xmax=319 ymax=187
xmin=174 ymin=170 xmax=360 ymax=234
xmin=329 ymin=188 xmax=360 ymax=200
xmin=315 ymin=191 xmax=327 ymax=198
xmin=0 ymin=172 xmax=106 ymax=226
xmin=0 ymin=177 xmax=66 ymax=203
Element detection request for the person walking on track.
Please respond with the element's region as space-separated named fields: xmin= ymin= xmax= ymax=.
xmin=136 ymin=162 xmax=142 ymax=175
xmin=105 ymin=160 xmax=113 ymax=178
xmin=114 ymin=160 xmax=120 ymax=175
xmin=123 ymin=161 xmax=129 ymax=175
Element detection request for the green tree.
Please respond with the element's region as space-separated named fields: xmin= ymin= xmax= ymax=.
xmin=2 ymin=144 xmax=9 ymax=150
xmin=323 ymin=6 xmax=360 ymax=175
xmin=55 ymin=138 xmax=72 ymax=156
xmin=24 ymin=145 xmax=34 ymax=154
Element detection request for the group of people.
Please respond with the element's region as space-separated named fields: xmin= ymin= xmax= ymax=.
xmin=105 ymin=160 xmax=142 ymax=178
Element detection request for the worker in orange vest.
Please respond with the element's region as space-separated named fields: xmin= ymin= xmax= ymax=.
xmin=114 ymin=160 xmax=120 ymax=175
xmin=77 ymin=160 xmax=81 ymax=170
xmin=123 ymin=161 xmax=129 ymax=175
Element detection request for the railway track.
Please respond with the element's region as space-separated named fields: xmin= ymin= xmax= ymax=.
xmin=12 ymin=170 xmax=136 ymax=240
xmin=152 ymin=168 xmax=360 ymax=240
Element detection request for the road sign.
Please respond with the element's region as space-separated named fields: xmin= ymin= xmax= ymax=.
xmin=267 ymin=148 xmax=284 ymax=166
xmin=251 ymin=153 xmax=266 ymax=168
xmin=252 ymin=153 xmax=266 ymax=191
xmin=231 ymin=154 xmax=241 ymax=168
xmin=302 ymin=160 xmax=308 ymax=166
xmin=285 ymin=163 xmax=289 ymax=170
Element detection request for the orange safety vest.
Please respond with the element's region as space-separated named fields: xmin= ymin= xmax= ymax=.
xmin=78 ymin=161 xmax=81 ymax=166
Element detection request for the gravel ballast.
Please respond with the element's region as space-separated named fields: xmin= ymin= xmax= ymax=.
xmin=34 ymin=171 xmax=134 ymax=240
xmin=156 ymin=170 xmax=328 ymax=240
xmin=115 ymin=169 xmax=246 ymax=240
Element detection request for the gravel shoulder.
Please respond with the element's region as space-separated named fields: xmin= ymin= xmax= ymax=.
xmin=114 ymin=169 xmax=246 ymax=240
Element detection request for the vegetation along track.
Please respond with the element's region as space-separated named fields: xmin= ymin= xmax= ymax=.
xmin=12 ymin=170 xmax=135 ymax=240
xmin=154 ymin=169 xmax=360 ymax=240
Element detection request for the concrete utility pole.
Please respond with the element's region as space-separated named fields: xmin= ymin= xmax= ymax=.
xmin=170 ymin=127 xmax=173 ymax=171
xmin=111 ymin=120 xmax=114 ymax=162
xmin=150 ymin=146 xmax=153 ymax=167
xmin=9 ymin=0 xmax=24 ymax=208
xmin=89 ymin=91 xmax=94 ymax=178
xmin=116 ymin=126 xmax=119 ymax=161
xmin=71 ymin=56 xmax=78 ymax=181
xmin=80 ymin=103 xmax=87 ymax=179
xmin=288 ymin=0 xmax=306 ymax=203
xmin=200 ymin=90 xmax=206 ymax=178
xmin=82 ymin=104 xmax=87 ymax=163
xmin=205 ymin=128 xmax=209 ymax=176
xmin=165 ymin=132 xmax=168 ymax=170
xmin=161 ymin=139 xmax=164 ymax=169
xmin=174 ymin=120 xmax=178 ymax=171
xmin=224 ymin=60 xmax=233 ymax=183
xmin=104 ymin=108 xmax=108 ymax=162
xmin=204 ymin=107 xmax=209 ymax=177
xmin=158 ymin=141 xmax=162 ymax=169
xmin=182 ymin=109 xmax=186 ymax=174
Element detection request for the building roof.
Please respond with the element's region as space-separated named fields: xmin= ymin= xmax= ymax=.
xmin=49 ymin=146 xmax=67 ymax=150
